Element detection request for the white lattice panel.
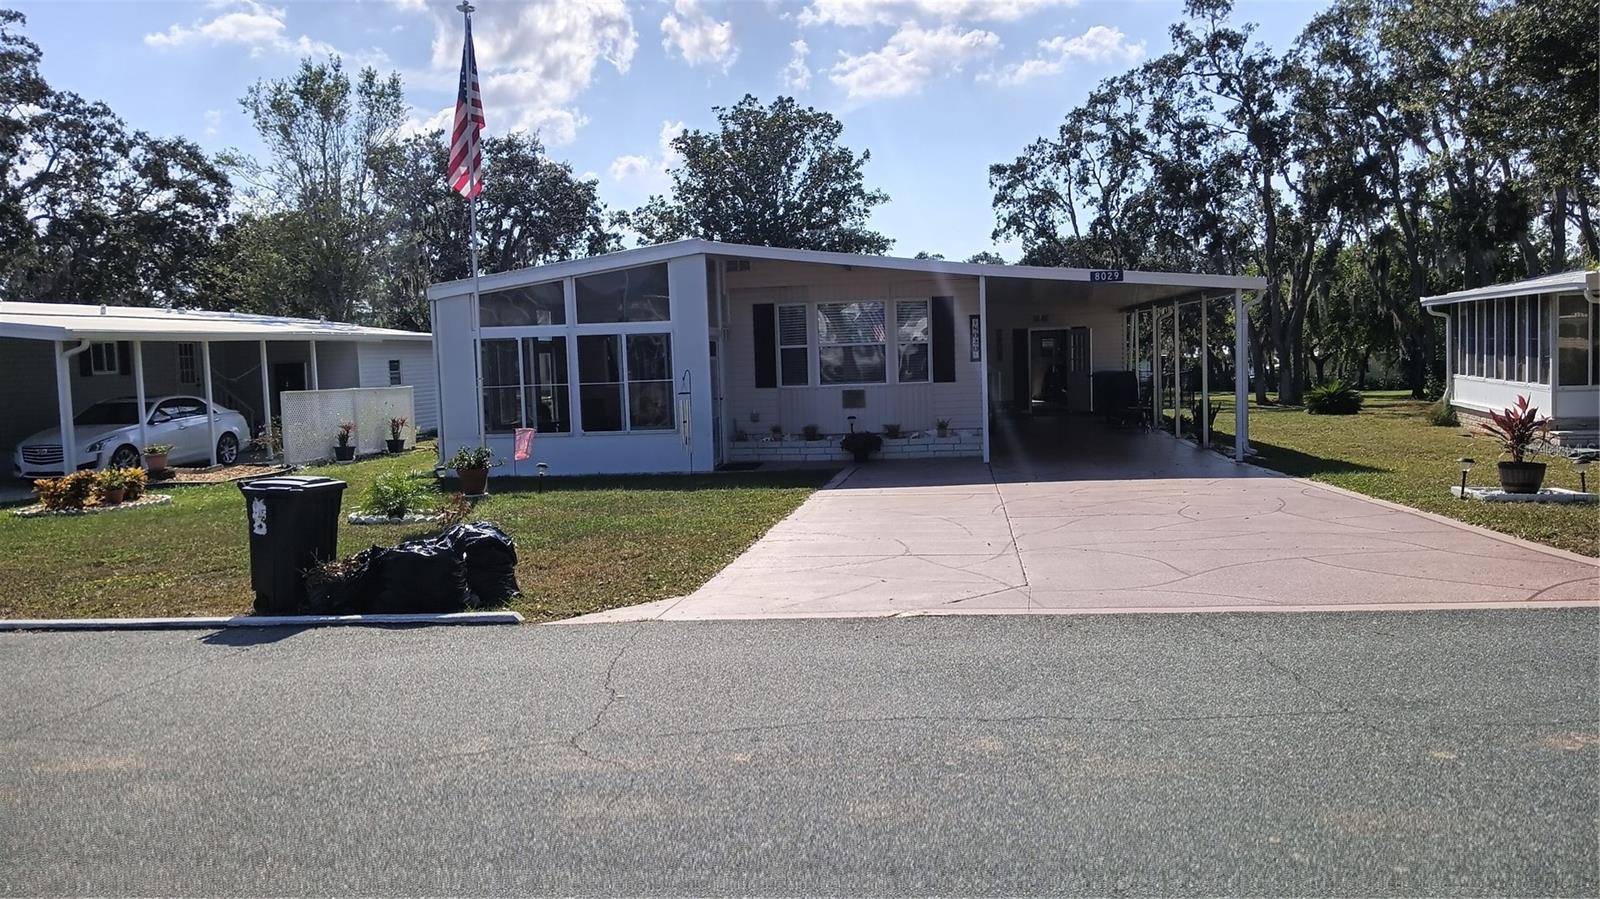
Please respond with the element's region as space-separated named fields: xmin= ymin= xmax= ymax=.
xmin=281 ymin=387 xmax=416 ymax=465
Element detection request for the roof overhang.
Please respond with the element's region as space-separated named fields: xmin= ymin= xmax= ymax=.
xmin=0 ymin=302 xmax=431 ymax=343
xmin=1420 ymin=270 xmax=1600 ymax=307
xmin=426 ymin=239 xmax=1267 ymax=302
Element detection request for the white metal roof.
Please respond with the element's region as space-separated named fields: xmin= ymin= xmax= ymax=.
xmin=1420 ymin=270 xmax=1600 ymax=307
xmin=425 ymin=239 xmax=1268 ymax=302
xmin=0 ymin=301 xmax=431 ymax=343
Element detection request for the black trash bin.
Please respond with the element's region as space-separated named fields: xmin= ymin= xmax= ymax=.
xmin=239 ymin=475 xmax=348 ymax=614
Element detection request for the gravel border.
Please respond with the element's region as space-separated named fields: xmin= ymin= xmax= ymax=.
xmin=346 ymin=511 xmax=447 ymax=526
xmin=11 ymin=493 xmax=174 ymax=518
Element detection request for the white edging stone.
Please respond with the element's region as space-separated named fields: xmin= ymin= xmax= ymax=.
xmin=347 ymin=511 xmax=447 ymax=526
xmin=11 ymin=493 xmax=174 ymax=518
xmin=1450 ymin=486 xmax=1598 ymax=504
xmin=0 ymin=610 xmax=524 ymax=632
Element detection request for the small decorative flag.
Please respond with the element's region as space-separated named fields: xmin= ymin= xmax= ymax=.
xmin=513 ymin=428 xmax=535 ymax=461
xmin=447 ymin=8 xmax=485 ymax=199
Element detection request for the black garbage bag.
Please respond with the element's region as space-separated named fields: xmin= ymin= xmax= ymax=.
xmin=437 ymin=521 xmax=521 ymax=606
xmin=301 ymin=547 xmax=382 ymax=615
xmin=369 ymin=536 xmax=477 ymax=613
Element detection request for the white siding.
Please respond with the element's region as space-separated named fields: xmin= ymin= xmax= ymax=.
xmin=723 ymin=261 xmax=983 ymax=440
xmin=357 ymin=340 xmax=439 ymax=432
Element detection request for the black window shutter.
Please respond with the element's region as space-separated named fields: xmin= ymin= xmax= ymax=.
xmin=931 ymin=297 xmax=956 ymax=383
xmin=78 ymin=347 xmax=92 ymax=377
xmin=117 ymin=341 xmax=132 ymax=375
xmin=752 ymin=303 xmax=777 ymax=389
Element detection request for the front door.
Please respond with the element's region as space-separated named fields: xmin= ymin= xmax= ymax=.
xmin=1029 ymin=327 xmax=1091 ymax=414
xmin=270 ymin=363 xmax=306 ymax=417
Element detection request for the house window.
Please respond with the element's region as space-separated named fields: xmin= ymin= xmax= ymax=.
xmin=480 ymin=280 xmax=565 ymax=326
xmin=177 ymin=343 xmax=197 ymax=383
xmin=576 ymin=333 xmax=675 ymax=432
xmin=777 ymin=303 xmax=808 ymax=386
xmin=816 ymin=301 xmax=886 ymax=385
xmin=1537 ymin=297 xmax=1551 ymax=383
xmin=1557 ymin=295 xmax=1593 ymax=386
xmin=575 ymin=263 xmax=670 ymax=324
xmin=388 ymin=359 xmax=402 ymax=385
xmin=895 ymin=300 xmax=931 ymax=383
xmin=480 ymin=338 xmax=572 ymax=434
xmin=88 ymin=342 xmax=118 ymax=375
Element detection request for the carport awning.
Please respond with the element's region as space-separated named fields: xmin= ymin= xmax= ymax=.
xmin=0 ymin=302 xmax=429 ymax=343
xmin=983 ymin=272 xmax=1265 ymax=313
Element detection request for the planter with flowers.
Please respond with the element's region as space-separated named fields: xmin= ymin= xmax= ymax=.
xmin=1481 ymin=395 xmax=1551 ymax=494
xmin=387 ymin=417 xmax=409 ymax=454
xmin=448 ymin=446 xmax=499 ymax=496
xmin=333 ymin=421 xmax=356 ymax=462
xmin=142 ymin=443 xmax=174 ymax=473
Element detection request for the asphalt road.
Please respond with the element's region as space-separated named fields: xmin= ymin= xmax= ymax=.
xmin=1 ymin=609 xmax=1596 ymax=897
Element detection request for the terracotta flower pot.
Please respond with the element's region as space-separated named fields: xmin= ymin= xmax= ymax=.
xmin=334 ymin=445 xmax=356 ymax=462
xmin=386 ymin=438 xmax=406 ymax=454
xmin=144 ymin=453 xmax=168 ymax=472
xmin=101 ymin=486 xmax=126 ymax=505
xmin=457 ymin=466 xmax=489 ymax=496
xmin=1497 ymin=461 xmax=1546 ymax=494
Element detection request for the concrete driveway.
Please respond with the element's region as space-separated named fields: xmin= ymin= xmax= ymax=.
xmin=586 ymin=419 xmax=1598 ymax=622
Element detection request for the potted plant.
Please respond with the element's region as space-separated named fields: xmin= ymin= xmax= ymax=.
xmin=1481 ymin=395 xmax=1551 ymax=494
xmin=883 ymin=423 xmax=902 ymax=439
xmin=121 ymin=467 xmax=148 ymax=501
xmin=334 ymin=421 xmax=356 ymax=461
xmin=93 ymin=468 xmax=129 ymax=505
xmin=840 ymin=425 xmax=883 ymax=463
xmin=802 ymin=424 xmax=821 ymax=441
xmin=769 ymin=424 xmax=784 ymax=440
xmin=387 ymin=417 xmax=409 ymax=454
xmin=935 ymin=418 xmax=952 ymax=438
xmin=448 ymin=446 xmax=498 ymax=496
xmin=142 ymin=443 xmax=173 ymax=472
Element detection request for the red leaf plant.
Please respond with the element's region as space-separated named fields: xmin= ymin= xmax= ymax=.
xmin=1480 ymin=395 xmax=1550 ymax=463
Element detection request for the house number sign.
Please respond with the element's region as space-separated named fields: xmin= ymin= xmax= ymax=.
xmin=1089 ymin=269 xmax=1124 ymax=282
xmin=968 ymin=314 xmax=982 ymax=362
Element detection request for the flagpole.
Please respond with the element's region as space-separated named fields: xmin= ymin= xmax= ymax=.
xmin=458 ymin=0 xmax=486 ymax=450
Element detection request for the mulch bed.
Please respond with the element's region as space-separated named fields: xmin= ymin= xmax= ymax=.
xmin=152 ymin=464 xmax=292 ymax=486
xmin=12 ymin=493 xmax=174 ymax=518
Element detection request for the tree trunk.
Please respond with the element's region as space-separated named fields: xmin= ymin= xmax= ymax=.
xmin=1550 ymin=186 xmax=1568 ymax=272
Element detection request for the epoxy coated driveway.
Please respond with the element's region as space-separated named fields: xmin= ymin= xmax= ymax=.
xmin=586 ymin=419 xmax=1599 ymax=621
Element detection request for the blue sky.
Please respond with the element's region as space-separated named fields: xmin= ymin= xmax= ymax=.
xmin=16 ymin=0 xmax=1323 ymax=260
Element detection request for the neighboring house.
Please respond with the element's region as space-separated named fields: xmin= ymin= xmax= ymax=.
xmin=0 ymin=302 xmax=435 ymax=475
xmin=1422 ymin=270 xmax=1600 ymax=446
xmin=426 ymin=240 xmax=1266 ymax=477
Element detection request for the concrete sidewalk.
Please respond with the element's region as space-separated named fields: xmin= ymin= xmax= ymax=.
xmin=578 ymin=423 xmax=1598 ymax=623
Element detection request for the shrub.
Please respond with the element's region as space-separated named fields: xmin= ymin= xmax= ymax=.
xmin=363 ymin=471 xmax=437 ymax=518
xmin=120 ymin=467 xmax=148 ymax=500
xmin=142 ymin=443 xmax=174 ymax=456
xmin=447 ymin=446 xmax=496 ymax=470
xmin=336 ymin=421 xmax=356 ymax=447
xmin=93 ymin=468 xmax=131 ymax=501
xmin=802 ymin=424 xmax=821 ymax=441
xmin=389 ymin=417 xmax=408 ymax=440
xmin=1304 ymin=380 xmax=1363 ymax=415
xmin=1480 ymin=394 xmax=1550 ymax=462
xmin=883 ymin=423 xmax=902 ymax=438
xmin=1425 ymin=398 xmax=1458 ymax=427
xmin=35 ymin=471 xmax=95 ymax=511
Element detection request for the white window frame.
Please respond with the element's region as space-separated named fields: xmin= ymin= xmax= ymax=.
xmin=894 ymin=299 xmax=932 ymax=384
xmin=777 ymin=303 xmax=810 ymax=388
xmin=388 ymin=359 xmax=402 ymax=385
xmin=816 ymin=300 xmax=888 ymax=386
xmin=479 ymin=335 xmax=575 ymax=437
xmin=574 ymin=331 xmax=675 ymax=434
xmin=88 ymin=342 xmax=118 ymax=375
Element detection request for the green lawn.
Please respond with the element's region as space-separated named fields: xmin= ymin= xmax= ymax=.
xmin=0 ymin=445 xmax=833 ymax=621
xmin=1208 ymin=391 xmax=1598 ymax=557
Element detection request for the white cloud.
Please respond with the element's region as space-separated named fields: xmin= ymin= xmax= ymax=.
xmin=660 ymin=0 xmax=738 ymax=70
xmin=981 ymin=25 xmax=1145 ymax=86
xmin=203 ymin=109 xmax=222 ymax=136
xmin=829 ymin=24 xmax=1000 ymax=101
xmin=144 ymin=1 xmax=337 ymax=57
xmin=422 ymin=0 xmax=636 ymax=146
xmin=799 ymin=0 xmax=1076 ymax=28
xmin=609 ymin=119 xmax=685 ymax=187
xmin=782 ymin=39 xmax=812 ymax=91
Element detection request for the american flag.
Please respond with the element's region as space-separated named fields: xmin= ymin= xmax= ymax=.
xmin=448 ymin=10 xmax=485 ymax=199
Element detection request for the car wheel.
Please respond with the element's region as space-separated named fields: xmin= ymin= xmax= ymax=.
xmin=108 ymin=444 xmax=141 ymax=469
xmin=217 ymin=433 xmax=240 ymax=465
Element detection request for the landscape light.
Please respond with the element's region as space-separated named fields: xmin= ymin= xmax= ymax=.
xmin=1456 ymin=457 xmax=1475 ymax=499
xmin=536 ymin=461 xmax=549 ymax=493
xmin=1574 ymin=453 xmax=1595 ymax=493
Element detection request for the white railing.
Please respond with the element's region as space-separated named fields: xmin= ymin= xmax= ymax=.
xmin=280 ymin=386 xmax=415 ymax=465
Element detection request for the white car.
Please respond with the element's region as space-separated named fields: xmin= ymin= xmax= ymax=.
xmin=12 ymin=395 xmax=250 ymax=478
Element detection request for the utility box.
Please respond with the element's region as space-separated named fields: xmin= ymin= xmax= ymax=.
xmin=239 ymin=475 xmax=348 ymax=614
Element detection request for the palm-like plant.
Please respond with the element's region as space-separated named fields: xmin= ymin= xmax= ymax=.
xmin=1480 ymin=395 xmax=1550 ymax=463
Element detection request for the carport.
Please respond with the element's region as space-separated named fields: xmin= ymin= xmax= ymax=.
xmin=979 ymin=269 xmax=1267 ymax=463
